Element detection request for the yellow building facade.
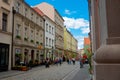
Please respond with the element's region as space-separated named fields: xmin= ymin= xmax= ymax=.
xmin=64 ymin=27 xmax=78 ymax=59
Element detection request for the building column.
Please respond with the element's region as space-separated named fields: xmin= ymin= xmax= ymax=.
xmin=93 ymin=45 xmax=120 ymax=80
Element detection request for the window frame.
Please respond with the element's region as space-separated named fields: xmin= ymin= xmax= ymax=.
xmin=2 ymin=13 xmax=8 ymax=32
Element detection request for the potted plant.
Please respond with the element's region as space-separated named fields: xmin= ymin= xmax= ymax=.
xmin=24 ymin=37 xmax=28 ymax=41
xmin=16 ymin=35 xmax=21 ymax=39
xmin=36 ymin=41 xmax=39 ymax=44
xmin=30 ymin=39 xmax=34 ymax=43
xmin=21 ymin=66 xmax=28 ymax=71
xmin=40 ymin=43 xmax=43 ymax=45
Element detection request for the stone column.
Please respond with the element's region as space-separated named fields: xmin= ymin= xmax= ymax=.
xmin=90 ymin=0 xmax=120 ymax=79
xmin=93 ymin=45 xmax=120 ymax=80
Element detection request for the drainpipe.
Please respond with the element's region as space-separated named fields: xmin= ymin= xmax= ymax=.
xmin=43 ymin=19 xmax=45 ymax=60
xmin=11 ymin=7 xmax=16 ymax=68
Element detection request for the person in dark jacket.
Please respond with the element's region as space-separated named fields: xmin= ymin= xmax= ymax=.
xmin=45 ymin=58 xmax=49 ymax=68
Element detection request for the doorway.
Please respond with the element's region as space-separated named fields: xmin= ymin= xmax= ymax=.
xmin=0 ymin=43 xmax=9 ymax=72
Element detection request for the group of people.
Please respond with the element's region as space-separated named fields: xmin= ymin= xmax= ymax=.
xmin=45 ymin=57 xmax=63 ymax=68
xmin=44 ymin=57 xmax=88 ymax=69
xmin=67 ymin=58 xmax=76 ymax=65
xmin=79 ymin=57 xmax=88 ymax=68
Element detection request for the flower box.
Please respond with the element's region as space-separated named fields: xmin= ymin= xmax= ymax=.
xmin=21 ymin=66 xmax=28 ymax=71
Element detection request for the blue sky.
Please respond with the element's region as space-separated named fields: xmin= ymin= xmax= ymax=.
xmin=25 ymin=0 xmax=89 ymax=49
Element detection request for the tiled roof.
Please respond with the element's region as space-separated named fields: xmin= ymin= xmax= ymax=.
xmin=33 ymin=7 xmax=44 ymax=16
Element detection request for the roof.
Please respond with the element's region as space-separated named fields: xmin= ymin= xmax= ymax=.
xmin=84 ymin=37 xmax=90 ymax=45
xmin=33 ymin=7 xmax=44 ymax=16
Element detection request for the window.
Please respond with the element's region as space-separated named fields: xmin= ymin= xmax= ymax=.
xmin=31 ymin=30 xmax=33 ymax=39
xmin=15 ymin=48 xmax=21 ymax=65
xmin=31 ymin=13 xmax=33 ymax=20
xmin=49 ymin=25 xmax=51 ymax=33
xmin=16 ymin=2 xmax=20 ymax=12
xmin=49 ymin=38 xmax=51 ymax=47
xmin=36 ymin=51 xmax=39 ymax=60
xmin=46 ymin=37 xmax=48 ymax=46
xmin=40 ymin=19 xmax=42 ymax=22
xmin=41 ymin=34 xmax=42 ymax=37
xmin=36 ymin=16 xmax=38 ymax=23
xmin=3 ymin=0 xmax=8 ymax=3
xmin=46 ymin=23 xmax=48 ymax=32
xmin=52 ymin=27 xmax=53 ymax=34
xmin=52 ymin=40 xmax=54 ymax=47
xmin=40 ymin=19 xmax=42 ymax=25
xmin=25 ymin=8 xmax=27 ymax=17
xmin=16 ymin=24 xmax=20 ymax=36
xmin=24 ymin=27 xmax=27 ymax=37
xmin=2 ymin=13 xmax=7 ymax=31
xmin=36 ymin=32 xmax=38 ymax=40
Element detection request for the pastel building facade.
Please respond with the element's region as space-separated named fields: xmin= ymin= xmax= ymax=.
xmin=0 ymin=0 xmax=78 ymax=72
xmin=35 ymin=2 xmax=64 ymax=57
xmin=12 ymin=0 xmax=44 ymax=67
xmin=72 ymin=37 xmax=78 ymax=54
xmin=64 ymin=27 xmax=78 ymax=58
xmin=84 ymin=37 xmax=90 ymax=55
xmin=0 ymin=0 xmax=13 ymax=71
xmin=33 ymin=7 xmax=56 ymax=60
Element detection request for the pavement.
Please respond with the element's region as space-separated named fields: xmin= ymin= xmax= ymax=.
xmin=62 ymin=64 xmax=92 ymax=80
xmin=0 ymin=65 xmax=45 ymax=79
xmin=0 ymin=62 xmax=92 ymax=80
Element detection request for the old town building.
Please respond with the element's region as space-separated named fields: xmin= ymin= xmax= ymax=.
xmin=64 ymin=27 xmax=78 ymax=59
xmin=33 ymin=7 xmax=56 ymax=60
xmin=35 ymin=2 xmax=64 ymax=58
xmin=0 ymin=0 xmax=13 ymax=71
xmin=0 ymin=0 xmax=78 ymax=72
xmin=12 ymin=0 xmax=44 ymax=67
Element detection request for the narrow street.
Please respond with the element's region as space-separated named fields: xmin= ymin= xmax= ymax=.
xmin=0 ymin=62 xmax=90 ymax=80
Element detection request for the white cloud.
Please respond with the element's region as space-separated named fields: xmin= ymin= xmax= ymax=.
xmin=65 ymin=10 xmax=71 ymax=15
xmin=81 ymin=27 xmax=90 ymax=34
xmin=63 ymin=17 xmax=90 ymax=49
xmin=63 ymin=17 xmax=89 ymax=49
xmin=75 ymin=36 xmax=85 ymax=49
xmin=64 ymin=9 xmax=76 ymax=15
xmin=63 ymin=17 xmax=89 ymax=29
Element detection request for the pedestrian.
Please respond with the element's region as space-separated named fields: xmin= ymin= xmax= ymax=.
xmin=79 ymin=58 xmax=83 ymax=68
xmin=72 ymin=58 xmax=75 ymax=65
xmin=59 ymin=57 xmax=62 ymax=66
xmin=45 ymin=58 xmax=50 ymax=68
xmin=69 ymin=58 xmax=72 ymax=64
xmin=66 ymin=58 xmax=69 ymax=64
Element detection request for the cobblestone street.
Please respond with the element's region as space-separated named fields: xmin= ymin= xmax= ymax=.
xmin=0 ymin=62 xmax=90 ymax=80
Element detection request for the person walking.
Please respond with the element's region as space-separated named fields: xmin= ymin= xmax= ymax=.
xmin=72 ymin=58 xmax=75 ymax=65
xmin=59 ymin=57 xmax=62 ymax=66
xmin=79 ymin=58 xmax=83 ymax=68
xmin=45 ymin=58 xmax=50 ymax=68
xmin=67 ymin=58 xmax=69 ymax=64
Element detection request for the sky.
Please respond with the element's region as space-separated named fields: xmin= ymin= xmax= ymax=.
xmin=25 ymin=0 xmax=90 ymax=49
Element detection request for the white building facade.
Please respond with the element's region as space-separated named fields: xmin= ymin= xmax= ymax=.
xmin=44 ymin=17 xmax=55 ymax=60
